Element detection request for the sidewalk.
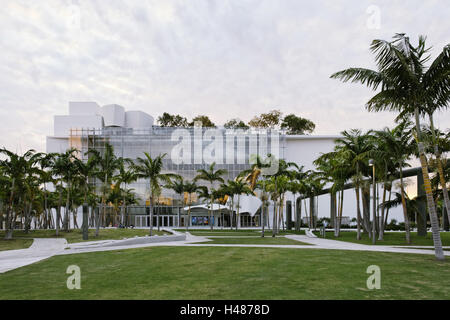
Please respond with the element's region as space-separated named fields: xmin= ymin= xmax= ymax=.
xmin=0 ymin=238 xmax=67 ymax=273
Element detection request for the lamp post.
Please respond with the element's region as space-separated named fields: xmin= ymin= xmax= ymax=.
xmin=369 ymin=159 xmax=376 ymax=245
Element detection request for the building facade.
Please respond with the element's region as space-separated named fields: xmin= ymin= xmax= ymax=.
xmin=47 ymin=102 xmax=340 ymax=228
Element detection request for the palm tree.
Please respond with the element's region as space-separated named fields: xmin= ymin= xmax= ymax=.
xmin=331 ymin=34 xmax=448 ymax=260
xmin=134 ymin=152 xmax=174 ymax=235
xmin=423 ymin=121 xmax=450 ymax=226
xmin=314 ymin=152 xmax=351 ymax=237
xmin=226 ymin=179 xmax=253 ymax=230
xmin=73 ymin=155 xmax=98 ymax=239
xmin=165 ymin=175 xmax=187 ymax=228
xmin=87 ymin=143 xmax=122 ymax=236
xmin=183 ymin=180 xmax=199 ymax=230
xmin=36 ymin=153 xmax=55 ymax=229
xmin=113 ymin=158 xmax=138 ymax=226
xmin=194 ymin=162 xmax=227 ymax=231
xmin=256 ymin=179 xmax=271 ymax=237
xmin=220 ymin=181 xmax=235 ymax=229
xmin=334 ymin=129 xmax=372 ymax=239
xmin=0 ymin=148 xmax=40 ymax=239
xmin=372 ymin=123 xmax=415 ymax=243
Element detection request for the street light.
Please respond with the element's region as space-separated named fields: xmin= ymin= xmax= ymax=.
xmin=368 ymin=159 xmax=376 ymax=244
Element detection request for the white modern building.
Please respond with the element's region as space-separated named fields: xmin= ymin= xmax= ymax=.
xmin=47 ymin=101 xmax=403 ymax=229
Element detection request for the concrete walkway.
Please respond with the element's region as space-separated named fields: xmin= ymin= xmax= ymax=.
xmin=0 ymin=238 xmax=67 ymax=273
xmin=284 ymin=234 xmax=450 ymax=256
xmin=2 ymin=232 xmax=449 ymax=274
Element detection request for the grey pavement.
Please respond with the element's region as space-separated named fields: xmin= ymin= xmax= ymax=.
xmin=0 ymin=238 xmax=67 ymax=273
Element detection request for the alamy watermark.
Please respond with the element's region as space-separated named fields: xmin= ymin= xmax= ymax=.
xmin=366 ymin=265 xmax=381 ymax=289
xmin=366 ymin=5 xmax=381 ymax=30
xmin=66 ymin=265 xmax=81 ymax=290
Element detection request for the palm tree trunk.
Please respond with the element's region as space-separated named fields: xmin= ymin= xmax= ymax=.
xmin=384 ymin=189 xmax=392 ymax=226
xmin=95 ymin=203 xmax=101 ymax=237
xmin=210 ymin=197 xmax=213 ymax=231
xmin=64 ymin=182 xmax=70 ymax=231
xmin=378 ymin=184 xmax=387 ymax=241
xmin=149 ymin=186 xmax=154 ymax=236
xmin=428 ymin=113 xmax=450 ymax=226
xmin=272 ymin=200 xmax=277 ymax=236
xmin=236 ymin=196 xmax=240 ymax=230
xmin=355 ymin=186 xmax=362 ymax=240
xmin=415 ymin=107 xmax=444 ymax=260
xmin=261 ymin=204 xmax=265 ymax=237
xmin=399 ymin=167 xmax=411 ymax=244
xmin=56 ymin=187 xmax=62 ymax=236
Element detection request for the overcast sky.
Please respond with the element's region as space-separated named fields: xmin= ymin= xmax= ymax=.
xmin=1 ymin=0 xmax=449 ymax=153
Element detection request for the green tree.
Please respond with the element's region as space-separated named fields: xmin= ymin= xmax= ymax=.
xmin=134 ymin=153 xmax=175 ymax=235
xmin=87 ymin=143 xmax=122 ymax=236
xmin=248 ymin=110 xmax=282 ymax=128
xmin=281 ymin=114 xmax=316 ymax=135
xmin=194 ymin=162 xmax=227 ymax=231
xmin=224 ymin=118 xmax=250 ymax=130
xmin=189 ymin=115 xmax=216 ymax=128
xmin=157 ymin=112 xmax=189 ymax=127
xmin=331 ymin=34 xmax=449 ymax=260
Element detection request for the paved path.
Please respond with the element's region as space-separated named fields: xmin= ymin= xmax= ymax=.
xmin=284 ymin=234 xmax=450 ymax=256
xmin=0 ymin=238 xmax=67 ymax=273
xmin=2 ymin=233 xmax=449 ymax=274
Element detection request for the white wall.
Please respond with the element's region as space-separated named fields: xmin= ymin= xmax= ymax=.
xmin=53 ymin=115 xmax=103 ymax=137
xmin=69 ymin=101 xmax=101 ymax=116
xmin=282 ymin=135 xmax=404 ymax=224
xmin=46 ymin=136 xmax=69 ymax=153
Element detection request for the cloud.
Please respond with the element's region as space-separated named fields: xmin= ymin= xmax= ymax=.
xmin=0 ymin=0 xmax=449 ymax=153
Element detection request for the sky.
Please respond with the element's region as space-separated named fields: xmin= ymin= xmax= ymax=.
xmin=0 ymin=0 xmax=449 ymax=154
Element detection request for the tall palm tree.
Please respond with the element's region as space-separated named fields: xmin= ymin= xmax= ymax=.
xmin=331 ymin=34 xmax=449 ymax=260
xmin=165 ymin=175 xmax=187 ymax=228
xmin=73 ymin=155 xmax=98 ymax=239
xmin=134 ymin=152 xmax=174 ymax=235
xmin=256 ymin=179 xmax=271 ymax=237
xmin=183 ymin=180 xmax=199 ymax=230
xmin=113 ymin=158 xmax=138 ymax=226
xmin=226 ymin=179 xmax=253 ymax=230
xmin=194 ymin=162 xmax=227 ymax=231
xmin=0 ymin=148 xmax=40 ymax=239
xmin=372 ymin=123 xmax=415 ymax=243
xmin=334 ymin=129 xmax=372 ymax=239
xmin=87 ymin=143 xmax=121 ymax=236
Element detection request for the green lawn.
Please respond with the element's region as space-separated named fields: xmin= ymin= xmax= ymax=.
xmin=0 ymin=239 xmax=33 ymax=251
xmin=0 ymin=228 xmax=168 ymax=248
xmin=313 ymin=231 xmax=450 ymax=246
xmin=0 ymin=246 xmax=448 ymax=299
xmin=198 ymin=236 xmax=310 ymax=245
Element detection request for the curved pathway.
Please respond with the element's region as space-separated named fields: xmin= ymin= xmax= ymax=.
xmin=0 ymin=238 xmax=67 ymax=273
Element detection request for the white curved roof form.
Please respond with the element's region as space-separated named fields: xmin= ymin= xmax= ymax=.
xmin=125 ymin=111 xmax=154 ymax=128
xmin=101 ymin=104 xmax=125 ymax=127
xmin=232 ymin=195 xmax=262 ymax=216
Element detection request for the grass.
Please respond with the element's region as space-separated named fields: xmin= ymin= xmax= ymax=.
xmin=0 ymin=246 xmax=448 ymax=299
xmin=0 ymin=239 xmax=34 ymax=251
xmin=0 ymin=228 xmax=169 ymax=248
xmin=313 ymin=231 xmax=450 ymax=246
xmin=197 ymin=236 xmax=310 ymax=245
